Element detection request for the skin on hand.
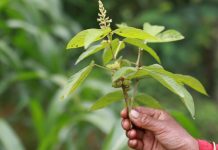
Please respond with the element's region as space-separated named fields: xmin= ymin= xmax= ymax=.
xmin=120 ymin=107 xmax=199 ymax=150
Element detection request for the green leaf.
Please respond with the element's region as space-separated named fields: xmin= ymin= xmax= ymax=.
xmin=75 ymin=42 xmax=107 ymax=65
xmin=66 ymin=28 xmax=111 ymax=49
xmin=146 ymin=64 xmax=208 ymax=96
xmin=142 ymin=67 xmax=195 ymax=117
xmin=112 ymin=67 xmax=137 ymax=82
xmin=144 ymin=69 xmax=185 ymax=98
xmin=126 ymin=69 xmax=149 ymax=80
xmin=113 ymin=26 xmax=157 ymax=41
xmin=135 ymin=93 xmax=162 ymax=109
xmin=148 ymin=30 xmax=184 ymax=43
xmin=175 ymin=74 xmax=208 ymax=96
xmin=61 ymin=61 xmax=94 ymax=99
xmin=103 ymin=39 xmax=125 ymax=64
xmin=84 ymin=28 xmax=111 ymax=49
xmin=179 ymin=86 xmax=195 ymax=118
xmin=143 ymin=22 xmax=165 ymax=36
xmin=90 ymin=90 xmax=124 ymax=111
xmin=0 ymin=119 xmax=25 ymax=150
xmin=124 ymin=38 xmax=161 ymax=63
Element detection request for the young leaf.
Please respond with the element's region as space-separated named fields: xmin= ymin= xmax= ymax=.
xmin=175 ymin=74 xmax=208 ymax=96
xmin=61 ymin=61 xmax=95 ymax=99
xmin=113 ymin=26 xmax=157 ymax=41
xmin=112 ymin=67 xmax=137 ymax=82
xmin=135 ymin=93 xmax=162 ymax=109
xmin=148 ymin=30 xmax=184 ymax=43
xmin=75 ymin=42 xmax=107 ymax=65
xmin=103 ymin=39 xmax=125 ymax=64
xmin=124 ymin=38 xmax=161 ymax=63
xmin=143 ymin=23 xmax=165 ymax=36
xmin=84 ymin=28 xmax=111 ymax=49
xmin=67 ymin=28 xmax=111 ymax=49
xmin=90 ymin=90 xmax=124 ymax=111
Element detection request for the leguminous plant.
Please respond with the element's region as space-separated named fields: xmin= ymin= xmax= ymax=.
xmin=62 ymin=0 xmax=208 ymax=118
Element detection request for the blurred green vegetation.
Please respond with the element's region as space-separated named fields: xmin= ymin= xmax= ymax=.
xmin=0 ymin=0 xmax=218 ymax=149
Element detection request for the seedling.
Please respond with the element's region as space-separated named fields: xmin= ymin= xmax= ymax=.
xmin=62 ymin=0 xmax=207 ymax=118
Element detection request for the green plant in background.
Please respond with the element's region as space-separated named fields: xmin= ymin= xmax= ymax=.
xmin=63 ymin=0 xmax=208 ymax=118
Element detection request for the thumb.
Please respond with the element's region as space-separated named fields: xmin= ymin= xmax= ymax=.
xmin=129 ymin=109 xmax=161 ymax=132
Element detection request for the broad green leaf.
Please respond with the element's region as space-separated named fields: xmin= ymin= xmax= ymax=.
xmin=135 ymin=93 xmax=162 ymax=109
xmin=75 ymin=42 xmax=107 ymax=64
xmin=143 ymin=67 xmax=185 ymax=98
xmin=61 ymin=61 xmax=94 ymax=99
xmin=84 ymin=28 xmax=111 ymax=49
xmin=66 ymin=28 xmax=111 ymax=49
xmin=124 ymin=38 xmax=161 ymax=63
xmin=175 ymin=74 xmax=208 ymax=96
xmin=127 ymin=69 xmax=149 ymax=80
xmin=103 ymin=39 xmax=125 ymax=64
xmin=146 ymin=65 xmax=208 ymax=96
xmin=112 ymin=67 xmax=137 ymax=82
xmin=148 ymin=30 xmax=184 ymax=43
xmin=142 ymin=67 xmax=195 ymax=117
xmin=143 ymin=22 xmax=165 ymax=36
xmin=179 ymin=86 xmax=195 ymax=118
xmin=0 ymin=119 xmax=25 ymax=150
xmin=113 ymin=26 xmax=157 ymax=41
xmin=90 ymin=90 xmax=124 ymax=111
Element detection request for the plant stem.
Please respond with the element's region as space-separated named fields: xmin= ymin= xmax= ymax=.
xmin=95 ymin=64 xmax=111 ymax=71
xmin=121 ymin=85 xmax=130 ymax=115
xmin=130 ymin=48 xmax=143 ymax=110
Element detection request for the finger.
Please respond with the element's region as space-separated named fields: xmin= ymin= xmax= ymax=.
xmin=120 ymin=108 xmax=128 ymax=119
xmin=129 ymin=109 xmax=161 ymax=132
xmin=126 ymin=129 xmax=144 ymax=140
xmin=134 ymin=107 xmax=160 ymax=117
xmin=121 ymin=119 xmax=131 ymax=130
xmin=128 ymin=139 xmax=143 ymax=150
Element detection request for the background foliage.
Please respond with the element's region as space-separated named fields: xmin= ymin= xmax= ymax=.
xmin=0 ymin=0 xmax=218 ymax=149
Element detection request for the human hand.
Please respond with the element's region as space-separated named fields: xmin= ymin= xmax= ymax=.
xmin=121 ymin=107 xmax=199 ymax=150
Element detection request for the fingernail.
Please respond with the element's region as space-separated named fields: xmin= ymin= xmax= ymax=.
xmin=130 ymin=110 xmax=139 ymax=119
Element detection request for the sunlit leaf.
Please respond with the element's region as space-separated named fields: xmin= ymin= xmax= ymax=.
xmin=135 ymin=93 xmax=162 ymax=109
xmin=0 ymin=119 xmax=25 ymax=150
xmin=112 ymin=67 xmax=136 ymax=82
xmin=90 ymin=90 xmax=124 ymax=111
xmin=113 ymin=26 xmax=157 ymax=41
xmin=103 ymin=39 xmax=125 ymax=64
xmin=143 ymin=22 xmax=165 ymax=36
xmin=84 ymin=28 xmax=111 ymax=49
xmin=124 ymin=38 xmax=161 ymax=63
xmin=61 ymin=61 xmax=95 ymax=99
xmin=67 ymin=28 xmax=111 ymax=49
xmin=75 ymin=42 xmax=107 ymax=64
xmin=175 ymin=74 xmax=208 ymax=96
xmin=148 ymin=30 xmax=184 ymax=43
